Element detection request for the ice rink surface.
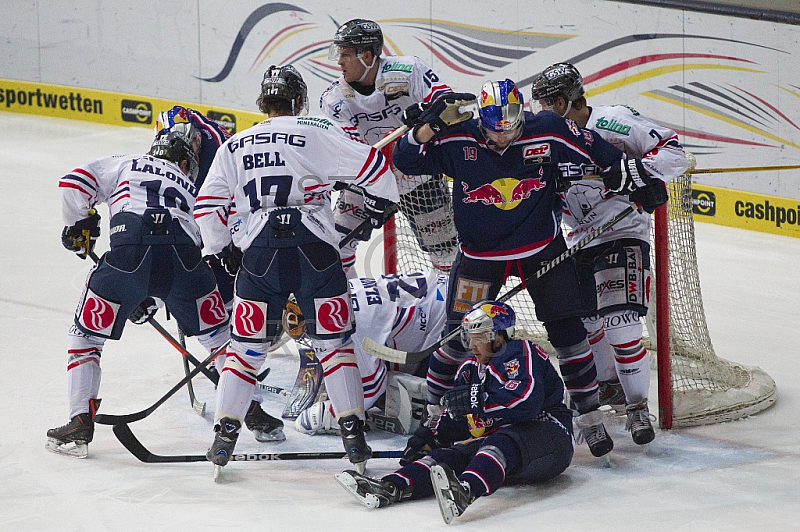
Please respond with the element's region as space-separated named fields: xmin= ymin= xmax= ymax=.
xmin=1 ymin=113 xmax=798 ymax=530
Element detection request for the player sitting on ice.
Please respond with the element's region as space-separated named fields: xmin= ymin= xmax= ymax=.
xmin=48 ymin=121 xmax=230 ymax=458
xmin=335 ymin=301 xmax=574 ymax=524
xmin=293 ymin=271 xmax=448 ymax=436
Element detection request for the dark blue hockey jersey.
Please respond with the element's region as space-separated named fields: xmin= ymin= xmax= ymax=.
xmin=444 ymin=339 xmax=573 ymax=438
xmin=393 ymin=111 xmax=624 ymax=260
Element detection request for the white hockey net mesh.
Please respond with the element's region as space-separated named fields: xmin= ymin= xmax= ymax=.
xmin=386 ymin=171 xmax=776 ymax=428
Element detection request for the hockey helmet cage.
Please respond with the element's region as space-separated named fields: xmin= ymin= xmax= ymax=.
xmin=478 ymin=79 xmax=524 ymax=133
xmin=460 ymin=300 xmax=516 ymax=350
xmin=257 ymin=64 xmax=309 ymax=115
xmin=149 ymin=125 xmax=200 ymax=182
xmin=530 ymin=62 xmax=585 ymax=105
xmin=328 ymin=18 xmax=383 ymax=60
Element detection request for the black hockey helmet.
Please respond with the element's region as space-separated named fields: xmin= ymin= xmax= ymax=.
xmin=256 ymin=64 xmax=309 ymax=115
xmin=530 ymin=62 xmax=585 ymax=104
xmin=149 ymin=126 xmax=200 ymax=182
xmin=329 ymin=19 xmax=383 ymax=58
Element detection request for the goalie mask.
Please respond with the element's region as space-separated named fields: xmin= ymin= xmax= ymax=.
xmin=460 ymin=300 xmax=516 ymax=354
xmin=328 ymin=18 xmax=383 ymax=61
xmin=149 ymin=125 xmax=200 ymax=182
xmin=257 ymin=64 xmax=309 ymax=116
xmin=530 ymin=62 xmax=584 ymax=115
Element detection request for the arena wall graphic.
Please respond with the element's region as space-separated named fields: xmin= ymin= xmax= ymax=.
xmin=2 ymin=1 xmax=798 ymax=236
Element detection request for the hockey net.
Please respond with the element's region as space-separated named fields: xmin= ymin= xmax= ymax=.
xmin=382 ymin=169 xmax=776 ymax=429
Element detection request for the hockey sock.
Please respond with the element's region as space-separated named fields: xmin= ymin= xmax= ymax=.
xmin=604 ymin=311 xmax=650 ymax=405
xmin=583 ymin=316 xmax=618 ymax=382
xmin=214 ymin=344 xmax=264 ymax=424
xmin=553 ymin=338 xmax=599 ymax=414
xmin=461 ymin=444 xmax=510 ymax=497
xmin=316 ymin=337 xmax=364 ymax=420
xmin=385 ymin=455 xmax=437 ymax=500
xmin=66 ymin=330 xmax=104 ymax=418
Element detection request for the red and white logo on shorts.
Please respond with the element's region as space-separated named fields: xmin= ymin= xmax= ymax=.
xmin=77 ymin=289 xmax=119 ymax=336
xmin=197 ymin=290 xmax=227 ymax=330
xmin=314 ymin=293 xmax=353 ymax=334
xmin=232 ymin=297 xmax=267 ymax=339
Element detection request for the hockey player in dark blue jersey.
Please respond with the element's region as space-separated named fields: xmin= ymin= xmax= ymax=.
xmin=392 ymin=79 xmax=625 ymax=459
xmin=335 ymin=301 xmax=574 ymax=524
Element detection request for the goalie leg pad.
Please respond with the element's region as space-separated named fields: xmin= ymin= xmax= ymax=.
xmin=295 ymin=400 xmax=339 ymax=435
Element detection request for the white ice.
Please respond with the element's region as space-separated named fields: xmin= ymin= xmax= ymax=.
xmin=1 ymin=113 xmax=798 ymax=530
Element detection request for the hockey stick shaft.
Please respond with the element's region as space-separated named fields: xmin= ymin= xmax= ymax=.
xmin=688 ymin=164 xmax=800 ymax=175
xmin=95 ymin=343 xmax=226 ymax=425
xmin=112 ymin=423 xmax=402 ymax=463
xmin=179 ymin=328 xmax=206 ymax=416
xmin=362 ymin=204 xmax=639 ymax=364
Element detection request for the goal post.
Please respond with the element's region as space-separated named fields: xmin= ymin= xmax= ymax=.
xmin=382 ymin=166 xmax=777 ymax=429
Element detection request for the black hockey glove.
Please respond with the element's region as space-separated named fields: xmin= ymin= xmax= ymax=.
xmin=419 ymin=93 xmax=477 ymax=137
xmin=363 ymin=192 xmax=394 ymax=229
xmin=629 ymin=179 xmax=668 ymax=214
xmin=441 ymin=383 xmax=484 ymax=418
xmin=601 ymin=158 xmax=657 ymax=194
xmin=62 ymin=210 xmax=101 ymax=260
xmin=401 ymin=102 xmax=430 ymax=129
xmin=129 ymin=297 xmax=159 ymax=325
xmin=399 ymin=424 xmax=440 ymax=466
xmin=215 ymin=242 xmax=243 ymax=276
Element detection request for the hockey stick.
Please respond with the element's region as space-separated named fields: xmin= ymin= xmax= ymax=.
xmin=112 ymin=423 xmax=403 ymax=463
xmin=362 ymin=203 xmax=640 ymax=364
xmin=258 ymin=383 xmax=290 ymax=397
xmin=179 ymin=327 xmax=206 ymax=416
xmin=95 ymin=343 xmax=227 ymax=425
xmin=688 ymin=164 xmax=800 ymax=175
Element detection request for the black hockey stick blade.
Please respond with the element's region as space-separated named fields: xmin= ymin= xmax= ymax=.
xmin=112 ymin=423 xmax=403 ymax=463
xmin=95 ymin=345 xmax=223 ymax=425
xmin=362 ymin=204 xmax=639 ymax=365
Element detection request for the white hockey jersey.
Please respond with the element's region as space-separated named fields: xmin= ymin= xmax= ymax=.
xmin=60 ymin=154 xmax=203 ymax=246
xmin=319 ymin=55 xmax=452 ymax=146
xmin=560 ymin=104 xmax=688 ymax=247
xmin=194 ymin=115 xmax=399 ymax=255
xmin=350 ymin=271 xmax=449 ymax=405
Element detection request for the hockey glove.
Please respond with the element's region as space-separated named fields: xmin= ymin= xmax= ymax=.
xmin=419 ymin=93 xmax=477 ymax=137
xmin=399 ymin=424 xmax=440 ymax=466
xmin=363 ymin=192 xmax=394 ymax=229
xmin=215 ymin=242 xmax=243 ymax=276
xmin=402 ymin=102 xmax=430 ymax=129
xmin=129 ymin=297 xmax=159 ymax=324
xmin=601 ymin=158 xmax=656 ymax=194
xmin=629 ymin=179 xmax=668 ymax=214
xmin=441 ymin=383 xmax=484 ymax=418
xmin=62 ymin=210 xmax=101 ymax=260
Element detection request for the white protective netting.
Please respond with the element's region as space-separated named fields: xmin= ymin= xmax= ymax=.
xmin=387 ymin=171 xmax=776 ymax=428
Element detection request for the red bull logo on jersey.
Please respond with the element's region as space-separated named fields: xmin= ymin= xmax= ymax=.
xmin=462 ymin=177 xmax=546 ymax=210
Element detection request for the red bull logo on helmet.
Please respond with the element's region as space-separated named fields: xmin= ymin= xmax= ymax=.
xmin=462 ymin=177 xmax=546 ymax=210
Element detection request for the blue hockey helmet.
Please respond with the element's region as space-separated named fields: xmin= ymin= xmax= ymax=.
xmin=460 ymin=300 xmax=516 ymax=349
xmin=478 ymin=79 xmax=524 ymax=133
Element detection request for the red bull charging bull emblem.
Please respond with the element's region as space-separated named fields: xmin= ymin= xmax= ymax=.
xmin=462 ymin=177 xmax=546 ymax=210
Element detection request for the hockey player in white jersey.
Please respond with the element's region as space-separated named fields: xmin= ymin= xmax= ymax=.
xmin=320 ymin=18 xmax=458 ymax=275
xmin=531 ymin=62 xmax=689 ymax=444
xmin=295 ymin=271 xmax=449 ymax=436
xmin=194 ymin=64 xmax=399 ymax=473
xmin=48 ymin=124 xmax=230 ymax=458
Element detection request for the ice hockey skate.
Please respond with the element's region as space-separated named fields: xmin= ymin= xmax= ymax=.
xmin=45 ymin=399 xmax=101 ymax=458
xmin=598 ymin=380 xmax=626 ymax=414
xmin=295 ymin=400 xmax=339 ymax=435
xmin=626 ymin=400 xmax=656 ymax=445
xmin=575 ymin=409 xmax=614 ymax=458
xmin=207 ymin=417 xmax=241 ymax=481
xmin=244 ymin=400 xmax=285 ymax=442
xmin=334 ymin=470 xmax=411 ymax=509
xmin=339 ymin=414 xmax=372 ymax=474
xmin=430 ymin=463 xmax=474 ymax=525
